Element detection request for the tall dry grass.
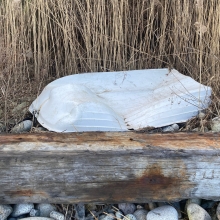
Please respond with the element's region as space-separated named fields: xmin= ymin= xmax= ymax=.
xmin=0 ymin=0 xmax=220 ymax=126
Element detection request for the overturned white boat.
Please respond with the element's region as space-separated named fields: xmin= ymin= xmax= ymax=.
xmin=29 ymin=69 xmax=211 ymax=132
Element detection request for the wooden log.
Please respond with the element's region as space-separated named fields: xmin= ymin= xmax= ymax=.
xmin=0 ymin=132 xmax=220 ymax=204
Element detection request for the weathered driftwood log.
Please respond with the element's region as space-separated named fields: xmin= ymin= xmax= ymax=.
xmin=0 ymin=132 xmax=220 ymax=204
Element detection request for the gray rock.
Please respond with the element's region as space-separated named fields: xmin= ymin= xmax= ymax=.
xmin=133 ymin=209 xmax=148 ymax=220
xmin=11 ymin=120 xmax=32 ymax=133
xmin=36 ymin=204 xmax=57 ymax=218
xmin=187 ymin=203 xmax=211 ymax=220
xmin=74 ymin=203 xmax=85 ymax=220
xmin=146 ymin=205 xmax=178 ymax=220
xmin=123 ymin=214 xmax=137 ymax=220
xmin=100 ymin=213 xmax=115 ymax=220
xmin=211 ymin=117 xmax=220 ymax=132
xmin=19 ymin=218 xmax=53 ymax=220
xmin=49 ymin=211 xmax=64 ymax=220
xmin=0 ymin=204 xmax=13 ymax=220
xmin=11 ymin=204 xmax=34 ymax=217
xmin=162 ymin=124 xmax=179 ymax=132
xmin=171 ymin=202 xmax=182 ymax=219
xmin=30 ymin=209 xmax=40 ymax=217
xmin=115 ymin=211 xmax=124 ymax=219
xmin=119 ymin=203 xmax=136 ymax=215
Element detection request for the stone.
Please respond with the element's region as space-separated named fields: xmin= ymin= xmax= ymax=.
xmin=0 ymin=204 xmax=13 ymax=220
xmin=30 ymin=209 xmax=40 ymax=217
xmin=187 ymin=203 xmax=211 ymax=220
xmin=85 ymin=203 xmax=97 ymax=212
xmin=133 ymin=209 xmax=148 ymax=220
xmin=49 ymin=211 xmax=64 ymax=220
xmin=118 ymin=203 xmax=136 ymax=215
xmin=162 ymin=123 xmax=179 ymax=132
xmin=11 ymin=204 xmax=34 ymax=217
xmin=74 ymin=203 xmax=85 ymax=220
xmin=11 ymin=120 xmax=32 ymax=133
xmin=123 ymin=214 xmax=137 ymax=220
xmin=185 ymin=198 xmax=202 ymax=213
xmin=19 ymin=218 xmax=53 ymax=220
xmin=146 ymin=205 xmax=178 ymax=220
xmin=36 ymin=204 xmax=57 ymax=218
xmin=100 ymin=213 xmax=115 ymax=220
xmin=171 ymin=202 xmax=182 ymax=219
xmin=115 ymin=211 xmax=124 ymax=219
xmin=211 ymin=117 xmax=220 ymax=132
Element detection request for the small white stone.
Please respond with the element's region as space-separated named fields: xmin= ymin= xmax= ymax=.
xmin=187 ymin=203 xmax=211 ymax=220
xmin=11 ymin=204 xmax=34 ymax=217
xmin=49 ymin=211 xmax=64 ymax=220
xmin=0 ymin=204 xmax=13 ymax=220
xmin=146 ymin=205 xmax=178 ymax=220
xmin=36 ymin=204 xmax=57 ymax=218
xmin=11 ymin=120 xmax=32 ymax=133
xmin=123 ymin=214 xmax=137 ymax=220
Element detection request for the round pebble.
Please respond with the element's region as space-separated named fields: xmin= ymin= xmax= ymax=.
xmin=133 ymin=209 xmax=148 ymax=220
xmin=0 ymin=204 xmax=13 ymax=220
xmin=123 ymin=214 xmax=137 ymax=220
xmin=36 ymin=204 xmax=57 ymax=218
xmin=146 ymin=205 xmax=178 ymax=220
xmin=187 ymin=203 xmax=211 ymax=220
xmin=118 ymin=203 xmax=136 ymax=215
xmin=49 ymin=211 xmax=64 ymax=220
xmin=11 ymin=120 xmax=32 ymax=133
xmin=19 ymin=218 xmax=53 ymax=220
xmin=11 ymin=204 xmax=34 ymax=217
xmin=115 ymin=211 xmax=124 ymax=219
